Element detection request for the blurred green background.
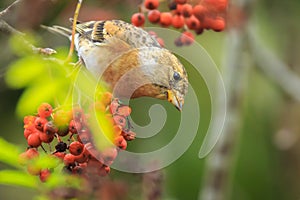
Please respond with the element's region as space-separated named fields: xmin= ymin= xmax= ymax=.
xmin=1 ymin=0 xmax=300 ymax=199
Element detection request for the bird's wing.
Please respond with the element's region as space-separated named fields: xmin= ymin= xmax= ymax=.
xmin=76 ymin=20 xmax=161 ymax=49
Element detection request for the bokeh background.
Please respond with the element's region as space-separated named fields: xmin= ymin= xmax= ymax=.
xmin=1 ymin=0 xmax=300 ymax=199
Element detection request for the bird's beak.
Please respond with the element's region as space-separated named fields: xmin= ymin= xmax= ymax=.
xmin=166 ymin=90 xmax=184 ymax=111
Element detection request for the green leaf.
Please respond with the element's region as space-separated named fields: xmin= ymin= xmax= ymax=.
xmin=0 ymin=137 xmax=22 ymax=168
xmin=0 ymin=170 xmax=38 ymax=188
xmin=15 ymin=80 xmax=64 ymax=117
xmin=5 ymin=56 xmax=46 ymax=89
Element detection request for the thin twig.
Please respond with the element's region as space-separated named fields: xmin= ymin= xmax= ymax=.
xmin=247 ymin=24 xmax=300 ymax=101
xmin=0 ymin=19 xmax=56 ymax=56
xmin=0 ymin=0 xmax=23 ymax=19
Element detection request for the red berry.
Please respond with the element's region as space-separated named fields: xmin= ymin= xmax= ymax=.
xmin=156 ymin=37 xmax=165 ymax=47
xmin=182 ymin=4 xmax=193 ymax=17
xmin=18 ymin=148 xmax=39 ymax=165
xmin=148 ymin=9 xmax=161 ymax=23
xmin=24 ymin=128 xmax=34 ymax=139
xmin=98 ymin=165 xmax=110 ymax=176
xmin=26 ymin=148 xmax=39 ymax=159
xmin=144 ymin=0 xmax=159 ymax=10
xmin=34 ymin=117 xmax=48 ymax=131
xmin=53 ymin=152 xmax=66 ymax=160
xmin=131 ymin=13 xmax=145 ymax=27
xmin=115 ymin=136 xmax=127 ymax=150
xmin=172 ymin=14 xmax=185 ymax=28
xmin=185 ymin=15 xmax=201 ymax=30
xmin=113 ymin=115 xmax=127 ymax=128
xmin=202 ymin=17 xmax=214 ymax=29
xmin=27 ymin=133 xmax=41 ymax=147
xmin=181 ymin=31 xmax=195 ymax=45
xmin=77 ymin=129 xmax=91 ymax=144
xmin=74 ymin=150 xmax=88 ymax=163
xmin=38 ymin=103 xmax=52 ymax=118
xmin=109 ymin=99 xmax=119 ymax=114
xmin=38 ymin=130 xmax=54 ymax=143
xmin=175 ymin=0 xmax=187 ymax=4
xmin=211 ymin=17 xmax=226 ymax=32
xmin=175 ymin=4 xmax=183 ymax=15
xmin=192 ymin=5 xmax=208 ymax=20
xmin=69 ymin=120 xmax=81 ymax=134
xmin=39 ymin=169 xmax=51 ymax=182
xmin=203 ymin=0 xmax=228 ymax=11
xmin=63 ymin=153 xmax=76 ymax=166
xmin=116 ymin=106 xmax=131 ymax=117
xmin=122 ymin=130 xmax=136 ymax=141
xmin=72 ymin=107 xmax=85 ymax=122
xmin=69 ymin=141 xmax=84 ymax=156
xmin=23 ymin=115 xmax=36 ymax=127
xmin=43 ymin=121 xmax=58 ymax=135
xmin=102 ymin=147 xmax=118 ymax=166
xmin=160 ymin=12 xmax=173 ymax=27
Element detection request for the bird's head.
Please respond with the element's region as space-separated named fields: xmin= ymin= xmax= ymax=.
xmin=140 ymin=48 xmax=188 ymax=111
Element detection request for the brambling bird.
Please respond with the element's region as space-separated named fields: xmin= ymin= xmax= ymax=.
xmin=45 ymin=20 xmax=188 ymax=111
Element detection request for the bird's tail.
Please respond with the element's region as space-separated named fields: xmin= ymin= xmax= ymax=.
xmin=41 ymin=25 xmax=72 ymax=38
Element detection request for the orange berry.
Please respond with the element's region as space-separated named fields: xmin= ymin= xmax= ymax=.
xmin=109 ymin=99 xmax=119 ymax=114
xmin=122 ymin=130 xmax=136 ymax=141
xmin=115 ymin=136 xmax=127 ymax=150
xmin=69 ymin=120 xmax=81 ymax=134
xmin=63 ymin=153 xmax=76 ymax=166
xmin=181 ymin=31 xmax=195 ymax=45
xmin=175 ymin=0 xmax=187 ymax=4
xmin=144 ymin=0 xmax=159 ymax=10
xmin=69 ymin=141 xmax=84 ymax=156
xmin=192 ymin=4 xmax=208 ymax=20
xmin=34 ymin=117 xmax=48 ymax=131
xmin=53 ymin=152 xmax=66 ymax=160
xmin=182 ymin=3 xmax=193 ymax=17
xmin=43 ymin=121 xmax=58 ymax=135
xmin=27 ymin=133 xmax=41 ymax=148
xmin=77 ymin=129 xmax=91 ymax=144
xmin=98 ymin=165 xmax=110 ymax=176
xmin=185 ymin=15 xmax=201 ymax=30
xmin=101 ymin=92 xmax=112 ymax=107
xmin=113 ymin=125 xmax=122 ymax=136
xmin=27 ymin=164 xmax=41 ymax=175
xmin=116 ymin=105 xmax=131 ymax=117
xmin=131 ymin=13 xmax=145 ymax=27
xmin=160 ymin=12 xmax=173 ymax=27
xmin=93 ymin=101 xmax=106 ymax=112
xmin=38 ymin=130 xmax=54 ymax=143
xmin=38 ymin=103 xmax=52 ymax=118
xmin=102 ymin=147 xmax=118 ymax=165
xmin=148 ymin=9 xmax=161 ymax=23
xmin=39 ymin=169 xmax=51 ymax=182
xmin=113 ymin=115 xmax=127 ymax=128
xmin=24 ymin=128 xmax=34 ymax=139
xmin=172 ymin=14 xmax=185 ymax=28
xmin=74 ymin=149 xmax=88 ymax=163
xmin=211 ymin=17 xmax=226 ymax=32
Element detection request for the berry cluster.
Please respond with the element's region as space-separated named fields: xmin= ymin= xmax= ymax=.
xmin=19 ymin=92 xmax=135 ymax=182
xmin=131 ymin=0 xmax=227 ymax=46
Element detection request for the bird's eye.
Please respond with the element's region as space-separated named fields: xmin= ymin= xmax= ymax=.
xmin=173 ymin=72 xmax=181 ymax=81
